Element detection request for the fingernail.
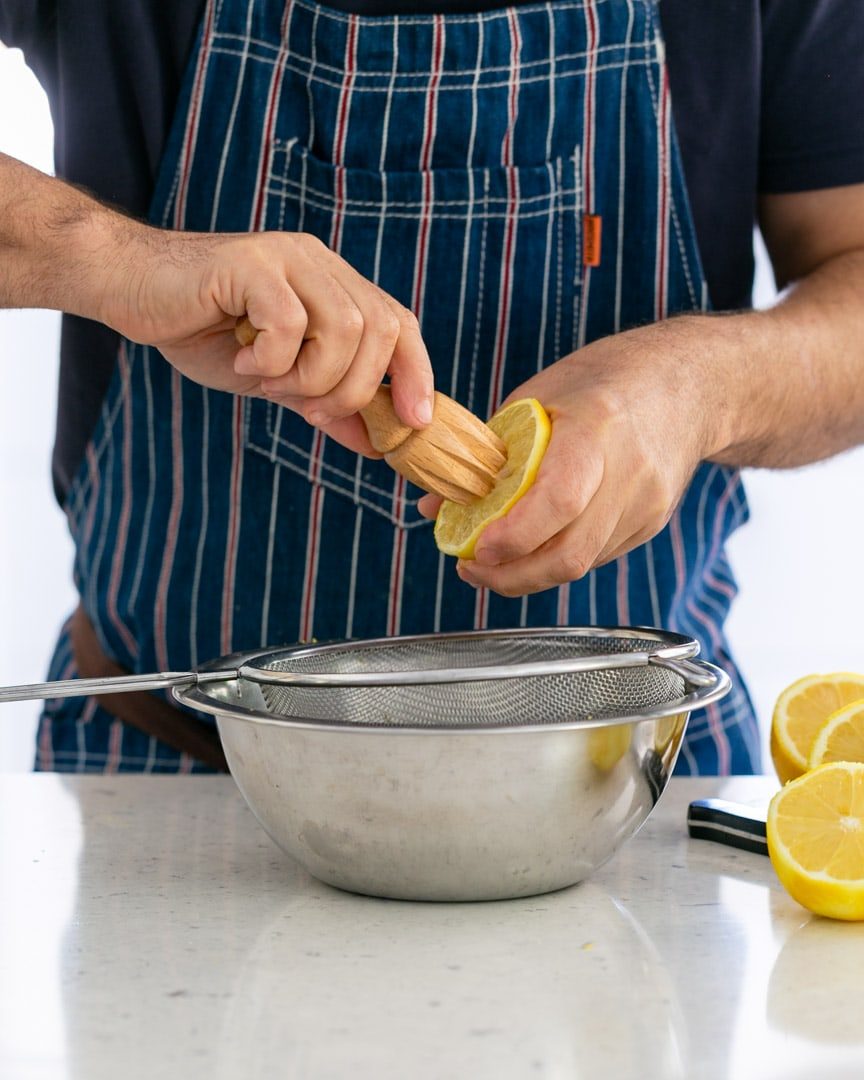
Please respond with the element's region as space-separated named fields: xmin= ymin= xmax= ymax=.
xmin=415 ymin=397 xmax=434 ymax=426
xmin=307 ymin=410 xmax=330 ymax=428
xmin=474 ymin=544 xmax=500 ymax=567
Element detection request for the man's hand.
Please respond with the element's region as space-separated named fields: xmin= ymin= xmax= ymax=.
xmin=103 ymin=227 xmax=434 ymax=454
xmin=0 ymin=154 xmax=433 ymax=455
xmin=419 ymin=318 xmax=721 ymax=596
xmin=420 ymin=181 xmax=864 ymax=598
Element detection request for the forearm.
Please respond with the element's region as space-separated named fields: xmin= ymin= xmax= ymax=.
xmin=0 ymin=152 xmax=433 ymax=429
xmin=0 ymin=152 xmax=137 ymax=322
xmin=669 ymin=248 xmax=864 ymax=469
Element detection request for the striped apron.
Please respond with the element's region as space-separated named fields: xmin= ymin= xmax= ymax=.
xmin=37 ymin=0 xmax=761 ymax=774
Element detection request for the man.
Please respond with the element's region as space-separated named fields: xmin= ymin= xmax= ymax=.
xmin=1 ymin=0 xmax=863 ymax=774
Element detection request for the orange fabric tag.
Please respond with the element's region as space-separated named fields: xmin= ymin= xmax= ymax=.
xmin=583 ymin=214 xmax=602 ymax=267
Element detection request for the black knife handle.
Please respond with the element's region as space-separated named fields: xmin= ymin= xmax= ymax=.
xmin=687 ymin=798 xmax=769 ymax=856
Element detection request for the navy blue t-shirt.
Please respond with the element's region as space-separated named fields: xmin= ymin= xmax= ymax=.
xmin=2 ymin=0 xmax=864 ymax=500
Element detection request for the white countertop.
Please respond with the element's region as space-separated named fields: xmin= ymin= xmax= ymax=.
xmin=2 ymin=774 xmax=863 ymax=1080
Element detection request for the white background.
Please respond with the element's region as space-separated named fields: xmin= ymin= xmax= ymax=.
xmin=2 ymin=46 xmax=864 ymax=771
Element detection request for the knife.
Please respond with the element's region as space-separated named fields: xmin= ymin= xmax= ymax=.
xmin=687 ymin=798 xmax=768 ymax=856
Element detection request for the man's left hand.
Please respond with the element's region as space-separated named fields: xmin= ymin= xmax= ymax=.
xmin=418 ymin=318 xmax=722 ymax=597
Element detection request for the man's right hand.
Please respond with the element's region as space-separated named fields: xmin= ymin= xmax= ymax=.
xmin=110 ymin=229 xmax=434 ymax=454
xmin=0 ymin=155 xmax=434 ymax=456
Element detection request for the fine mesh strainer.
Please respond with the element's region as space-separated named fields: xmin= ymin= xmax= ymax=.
xmin=0 ymin=626 xmax=729 ymax=730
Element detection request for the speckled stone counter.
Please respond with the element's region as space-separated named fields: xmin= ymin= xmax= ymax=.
xmin=2 ymin=774 xmax=863 ymax=1079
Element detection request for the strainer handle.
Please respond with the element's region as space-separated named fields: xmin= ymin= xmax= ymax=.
xmin=649 ymin=655 xmax=732 ymax=711
xmin=0 ymin=671 xmax=201 ymax=704
xmin=648 ymin=655 xmax=720 ymax=688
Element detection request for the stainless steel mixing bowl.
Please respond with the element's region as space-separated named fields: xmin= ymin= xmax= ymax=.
xmin=177 ymin=627 xmax=729 ymax=901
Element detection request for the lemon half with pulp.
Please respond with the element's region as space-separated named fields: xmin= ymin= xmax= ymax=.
xmin=809 ymin=699 xmax=864 ymax=769
xmin=434 ymin=398 xmax=551 ymax=559
xmin=767 ymin=761 xmax=864 ymax=921
xmin=770 ymin=672 xmax=864 ymax=784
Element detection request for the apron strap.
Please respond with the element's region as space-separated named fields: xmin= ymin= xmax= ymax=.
xmin=69 ymin=605 xmax=229 ymax=772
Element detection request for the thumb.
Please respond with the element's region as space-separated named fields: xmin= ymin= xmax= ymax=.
xmin=233 ymin=280 xmax=308 ymax=378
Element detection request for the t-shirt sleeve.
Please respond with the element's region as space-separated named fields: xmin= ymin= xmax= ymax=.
xmin=0 ymin=1 xmax=53 ymax=52
xmin=760 ymin=0 xmax=864 ymax=193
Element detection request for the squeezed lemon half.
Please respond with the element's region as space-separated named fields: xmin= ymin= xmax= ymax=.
xmin=433 ymin=397 xmax=551 ymax=560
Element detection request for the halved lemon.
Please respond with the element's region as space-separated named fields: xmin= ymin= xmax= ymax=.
xmin=770 ymin=673 xmax=864 ymax=784
xmin=809 ymin=699 xmax=864 ymax=769
xmin=434 ymin=398 xmax=551 ymax=559
xmin=766 ymin=761 xmax=864 ymax=921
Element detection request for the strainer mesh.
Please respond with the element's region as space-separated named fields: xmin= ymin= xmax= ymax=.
xmin=252 ymin=633 xmax=687 ymax=728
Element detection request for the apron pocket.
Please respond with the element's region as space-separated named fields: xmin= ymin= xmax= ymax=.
xmin=244 ymin=138 xmax=582 ymax=526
